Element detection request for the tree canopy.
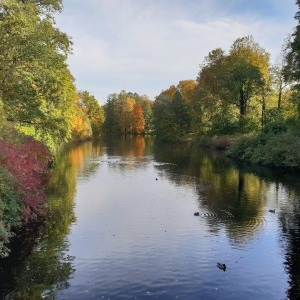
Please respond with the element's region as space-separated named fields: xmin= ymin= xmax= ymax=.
xmin=0 ymin=0 xmax=105 ymax=149
xmin=104 ymin=91 xmax=153 ymax=135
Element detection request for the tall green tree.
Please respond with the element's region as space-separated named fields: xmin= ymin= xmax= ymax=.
xmin=153 ymin=86 xmax=177 ymax=141
xmin=221 ymin=54 xmax=264 ymax=117
xmin=224 ymin=36 xmax=269 ymax=118
xmin=194 ymin=37 xmax=269 ymax=134
xmin=153 ymin=85 xmax=192 ymax=141
xmin=0 ymin=0 xmax=76 ymax=149
xmin=103 ymin=93 xmax=119 ymax=134
xmin=171 ymin=90 xmax=192 ymax=136
xmin=193 ymin=48 xmax=229 ymax=135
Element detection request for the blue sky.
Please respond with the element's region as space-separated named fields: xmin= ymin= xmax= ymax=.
xmin=56 ymin=0 xmax=297 ymax=104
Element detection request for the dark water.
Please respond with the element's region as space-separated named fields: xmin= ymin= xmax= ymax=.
xmin=1 ymin=136 xmax=300 ymax=299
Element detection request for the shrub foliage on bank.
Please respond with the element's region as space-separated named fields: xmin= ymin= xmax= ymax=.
xmin=226 ymin=123 xmax=300 ymax=168
xmin=0 ymin=136 xmax=51 ymax=257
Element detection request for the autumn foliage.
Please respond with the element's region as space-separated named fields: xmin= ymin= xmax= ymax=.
xmin=104 ymin=91 xmax=154 ymax=134
xmin=0 ymin=138 xmax=51 ymax=256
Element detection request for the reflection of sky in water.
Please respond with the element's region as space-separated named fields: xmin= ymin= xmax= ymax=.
xmin=59 ymin=145 xmax=290 ymax=300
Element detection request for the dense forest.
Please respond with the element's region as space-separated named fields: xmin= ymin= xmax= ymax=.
xmin=1 ymin=0 xmax=300 ymax=255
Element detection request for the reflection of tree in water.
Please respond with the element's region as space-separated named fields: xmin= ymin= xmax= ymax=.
xmin=276 ymin=182 xmax=300 ymax=299
xmin=231 ymin=166 xmax=300 ymax=299
xmin=280 ymin=211 xmax=300 ymax=299
xmin=154 ymin=143 xmax=268 ymax=244
xmin=155 ymin=142 xmax=300 ymax=297
xmin=105 ymin=135 xmax=154 ymax=158
xmin=66 ymin=140 xmax=105 ymax=179
xmin=0 ymin=145 xmax=84 ymax=299
xmin=103 ymin=136 xmax=155 ymax=173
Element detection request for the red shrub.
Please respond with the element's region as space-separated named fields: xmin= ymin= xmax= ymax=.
xmin=0 ymin=139 xmax=51 ymax=222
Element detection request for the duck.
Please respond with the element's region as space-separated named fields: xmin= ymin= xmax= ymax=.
xmin=217 ymin=263 xmax=226 ymax=271
xmin=269 ymin=209 xmax=275 ymax=213
xmin=194 ymin=212 xmax=200 ymax=216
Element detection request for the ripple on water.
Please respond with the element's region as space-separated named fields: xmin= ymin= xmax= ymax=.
xmin=223 ymin=215 xmax=268 ymax=246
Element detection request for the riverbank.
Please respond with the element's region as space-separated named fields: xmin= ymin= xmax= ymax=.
xmin=179 ymin=129 xmax=300 ymax=169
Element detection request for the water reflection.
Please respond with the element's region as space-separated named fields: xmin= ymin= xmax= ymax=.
xmin=154 ymin=142 xmax=300 ymax=298
xmin=0 ymin=143 xmax=87 ymax=299
xmin=275 ymin=179 xmax=300 ymax=299
xmin=99 ymin=136 xmax=155 ymax=174
xmin=105 ymin=135 xmax=154 ymax=158
xmin=1 ymin=137 xmax=300 ymax=299
xmin=153 ymin=144 xmax=268 ymax=245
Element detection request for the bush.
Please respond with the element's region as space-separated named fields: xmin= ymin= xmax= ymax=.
xmin=227 ymin=131 xmax=300 ymax=168
xmin=262 ymin=122 xmax=288 ymax=135
xmin=209 ymin=135 xmax=241 ymax=150
xmin=0 ymin=137 xmax=51 ymax=256
xmin=0 ymin=166 xmax=22 ymax=257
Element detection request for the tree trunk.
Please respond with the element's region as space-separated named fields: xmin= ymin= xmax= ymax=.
xmin=239 ymin=89 xmax=247 ymax=116
xmin=261 ymin=96 xmax=266 ymax=129
xmin=278 ymin=84 xmax=282 ymax=109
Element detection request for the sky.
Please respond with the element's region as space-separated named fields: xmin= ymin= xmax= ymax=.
xmin=56 ymin=0 xmax=298 ymax=104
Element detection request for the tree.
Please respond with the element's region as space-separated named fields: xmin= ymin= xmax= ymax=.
xmin=71 ymin=106 xmax=92 ymax=141
xmin=226 ymin=36 xmax=269 ymax=118
xmin=140 ymin=96 xmax=154 ymax=133
xmin=178 ymin=80 xmax=196 ymax=105
xmin=0 ymin=0 xmax=75 ymax=149
xmin=197 ymin=48 xmax=225 ymax=91
xmin=103 ymin=91 xmax=151 ymax=134
xmin=272 ymin=39 xmax=292 ymax=109
xmin=221 ymin=54 xmax=264 ymax=117
xmin=285 ymin=1 xmax=300 ymax=83
xmin=193 ymin=37 xmax=270 ymax=134
xmin=171 ymin=90 xmax=191 ymax=136
xmin=153 ymin=88 xmax=175 ymax=141
xmin=153 ymin=85 xmax=192 ymax=141
xmin=133 ymin=105 xmax=145 ymax=133
xmin=103 ymin=93 xmax=119 ymax=134
xmin=193 ymin=48 xmax=231 ymax=135
xmin=77 ymin=91 xmax=105 ymax=137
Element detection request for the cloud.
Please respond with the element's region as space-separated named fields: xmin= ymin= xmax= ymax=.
xmin=56 ymin=0 xmax=297 ymax=104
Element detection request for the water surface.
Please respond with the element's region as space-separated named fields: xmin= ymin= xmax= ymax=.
xmin=1 ymin=136 xmax=300 ymax=299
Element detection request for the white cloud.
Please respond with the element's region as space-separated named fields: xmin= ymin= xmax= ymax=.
xmin=56 ymin=0 xmax=297 ymax=104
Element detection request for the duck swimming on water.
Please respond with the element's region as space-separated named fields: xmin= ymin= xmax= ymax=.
xmin=269 ymin=209 xmax=275 ymax=213
xmin=217 ymin=263 xmax=226 ymax=271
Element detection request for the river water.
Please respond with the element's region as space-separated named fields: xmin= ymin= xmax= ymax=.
xmin=1 ymin=136 xmax=300 ymax=299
